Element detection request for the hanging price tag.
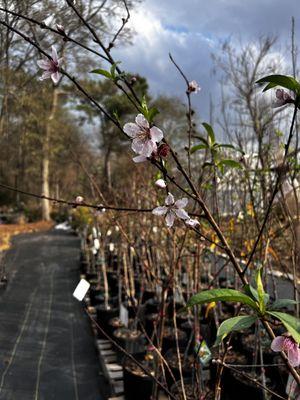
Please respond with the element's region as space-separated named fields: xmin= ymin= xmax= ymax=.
xmin=120 ymin=304 xmax=129 ymax=327
xmin=194 ymin=340 xmax=212 ymax=367
xmin=73 ymin=279 xmax=90 ymax=301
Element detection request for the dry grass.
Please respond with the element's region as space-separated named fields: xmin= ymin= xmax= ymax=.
xmin=0 ymin=221 xmax=54 ymax=251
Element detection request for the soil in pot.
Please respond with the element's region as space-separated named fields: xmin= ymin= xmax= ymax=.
xmin=210 ymin=348 xmax=247 ymax=384
xmin=113 ymin=328 xmax=146 ymax=363
xmin=171 ymin=379 xmax=214 ymax=400
xmin=162 ymin=326 xmax=187 ymax=354
xmin=164 ymin=348 xmax=202 ymax=387
xmin=123 ymin=352 xmax=155 ymax=400
xmin=241 ymin=331 xmax=275 ymax=364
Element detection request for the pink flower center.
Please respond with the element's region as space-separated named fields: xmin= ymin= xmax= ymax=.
xmin=283 ymin=337 xmax=298 ymax=352
xmin=137 ymin=127 xmax=151 ymax=141
xmin=50 ymin=59 xmax=59 ymax=73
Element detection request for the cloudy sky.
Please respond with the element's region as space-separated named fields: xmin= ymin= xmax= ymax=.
xmin=114 ymin=0 xmax=300 ymax=120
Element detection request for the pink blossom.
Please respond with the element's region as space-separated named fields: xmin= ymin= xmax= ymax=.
xmin=155 ymin=179 xmax=167 ymax=188
xmin=123 ymin=114 xmax=164 ymax=157
xmin=56 ymin=24 xmax=65 ymax=34
xmin=152 ymin=193 xmax=190 ymax=227
xmin=185 ymin=218 xmax=199 ymax=227
xmin=271 ymin=335 xmax=300 ymax=367
xmin=188 ymin=80 xmax=201 ymax=93
xmin=272 ymin=89 xmax=293 ymax=108
xmin=37 ymin=46 xmax=63 ymax=85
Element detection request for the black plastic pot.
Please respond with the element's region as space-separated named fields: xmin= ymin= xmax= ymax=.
xmin=226 ymin=369 xmax=276 ymax=400
xmin=113 ymin=328 xmax=146 ymax=363
xmin=96 ymin=304 xmax=119 ymax=337
xmin=123 ymin=353 xmax=154 ymax=400
xmin=162 ymin=327 xmax=187 ymax=354
xmin=141 ymin=289 xmax=155 ymax=303
xmin=164 ymin=348 xmax=197 ymax=388
xmin=145 ymin=298 xmax=160 ymax=314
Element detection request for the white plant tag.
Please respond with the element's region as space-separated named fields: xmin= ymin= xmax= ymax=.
xmin=92 ymin=227 xmax=97 ymax=238
xmin=94 ymin=238 xmax=100 ymax=250
xmin=92 ymin=247 xmax=97 ymax=255
xmin=73 ymin=279 xmax=90 ymax=301
xmin=109 ymin=243 xmax=115 ymax=252
xmin=120 ymin=304 xmax=129 ymax=327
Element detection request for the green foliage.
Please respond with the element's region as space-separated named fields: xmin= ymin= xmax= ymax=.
xmin=139 ymin=95 xmax=160 ymax=123
xmin=269 ymin=299 xmax=298 ymax=310
xmin=215 ymin=315 xmax=257 ymax=346
xmin=186 ymin=288 xmax=259 ymax=311
xmin=191 ymin=122 xmax=243 ymax=173
xmin=91 ymin=62 xmax=125 ymax=83
xmin=267 ymin=311 xmax=300 ymax=344
xmin=256 ymin=74 xmax=300 ymax=95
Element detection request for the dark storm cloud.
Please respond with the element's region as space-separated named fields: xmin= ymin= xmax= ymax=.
xmin=113 ymin=0 xmax=300 ymax=120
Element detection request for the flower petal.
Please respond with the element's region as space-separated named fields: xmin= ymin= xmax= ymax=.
xmin=175 ymin=198 xmax=188 ymax=209
xmin=150 ymin=126 xmax=163 ymax=142
xmin=57 ymin=57 xmax=64 ymax=67
xmin=152 ymin=206 xmax=168 ymax=216
xmin=133 ymin=155 xmax=147 ymax=163
xmin=142 ymin=140 xmax=157 ymax=157
xmin=155 ymin=179 xmax=166 ymax=188
xmin=271 ymin=336 xmax=285 ymax=352
xmin=135 ymin=114 xmax=149 ymax=129
xmin=37 ymin=59 xmax=52 ymax=70
xmin=165 ymin=211 xmax=175 ymax=227
xmin=288 ymin=347 xmax=300 ymax=367
xmin=51 ymin=45 xmax=58 ymax=63
xmin=132 ymin=138 xmax=146 ymax=154
xmin=51 ymin=71 xmax=61 ymax=84
xmin=123 ymin=122 xmax=140 ymax=138
xmin=174 ymin=208 xmax=190 ymax=220
xmin=40 ymin=70 xmax=52 ymax=80
xmin=185 ymin=218 xmax=199 ymax=227
xmin=165 ymin=193 xmax=174 ymax=206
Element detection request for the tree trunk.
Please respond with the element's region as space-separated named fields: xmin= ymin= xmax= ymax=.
xmin=41 ymin=88 xmax=59 ymax=221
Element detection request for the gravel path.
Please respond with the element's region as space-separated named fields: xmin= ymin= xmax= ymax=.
xmin=0 ymin=229 xmax=104 ymax=400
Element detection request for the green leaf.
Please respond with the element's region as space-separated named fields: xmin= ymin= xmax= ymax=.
xmin=215 ymin=315 xmax=257 ymax=346
xmin=216 ymin=144 xmax=245 ymax=154
xmin=193 ymin=135 xmax=209 ymax=146
xmin=269 ymin=299 xmax=298 ymax=310
xmin=90 ymin=68 xmax=112 ymax=79
xmin=147 ymin=107 xmax=160 ymax=123
xmin=217 ymin=159 xmax=242 ymax=170
xmin=187 ymin=288 xmax=259 ymax=311
xmin=110 ymin=61 xmax=121 ymax=79
xmin=191 ymin=144 xmax=208 ymax=153
xmin=203 ymin=123 xmax=215 ymax=145
xmin=256 ymin=74 xmax=300 ymax=94
xmin=267 ymin=311 xmax=300 ymax=343
xmin=255 ymin=268 xmax=267 ymax=313
xmin=244 ymin=284 xmax=259 ymax=302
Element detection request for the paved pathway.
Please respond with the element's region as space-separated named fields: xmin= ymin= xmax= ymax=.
xmin=0 ymin=230 xmax=104 ymax=400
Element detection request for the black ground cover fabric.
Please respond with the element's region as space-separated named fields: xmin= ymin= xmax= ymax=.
xmin=0 ymin=230 xmax=105 ymax=400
